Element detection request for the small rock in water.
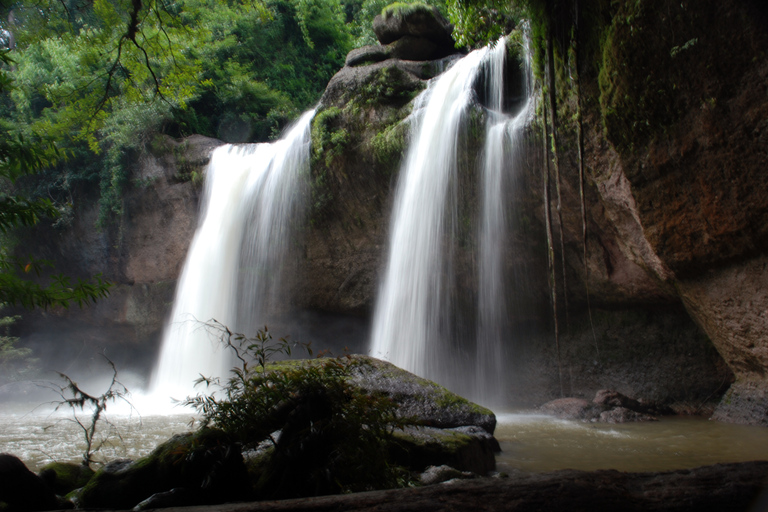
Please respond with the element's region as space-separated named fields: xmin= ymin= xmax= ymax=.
xmin=599 ymin=407 xmax=657 ymax=424
xmin=419 ymin=465 xmax=476 ymax=486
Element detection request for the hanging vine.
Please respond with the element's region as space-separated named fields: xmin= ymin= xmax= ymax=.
xmin=571 ymin=0 xmax=599 ymax=359
xmin=545 ymin=13 xmax=570 ymax=333
xmin=541 ymin=98 xmax=564 ymax=398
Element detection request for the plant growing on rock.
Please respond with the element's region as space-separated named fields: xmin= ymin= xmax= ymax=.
xmin=181 ymin=321 xmax=409 ymax=498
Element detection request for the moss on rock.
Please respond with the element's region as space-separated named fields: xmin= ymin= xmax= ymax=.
xmin=76 ymin=428 xmax=249 ymax=510
xmin=38 ymin=462 xmax=94 ymax=496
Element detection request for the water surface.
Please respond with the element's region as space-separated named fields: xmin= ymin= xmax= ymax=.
xmin=496 ymin=412 xmax=768 ymax=473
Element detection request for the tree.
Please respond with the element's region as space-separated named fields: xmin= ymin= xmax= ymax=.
xmin=0 ymin=48 xmax=110 ymax=309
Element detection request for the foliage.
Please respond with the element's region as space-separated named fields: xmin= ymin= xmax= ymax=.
xmin=381 ymin=1 xmax=432 ymax=19
xmin=2 ymin=0 xmax=354 ymax=226
xmin=0 ymin=308 xmax=37 ymax=384
xmin=45 ymin=355 xmax=134 ymax=467
xmin=181 ymin=321 xmax=407 ymax=498
xmin=0 ymin=49 xmax=111 ymax=309
xmin=446 ymin=0 xmax=519 ymax=49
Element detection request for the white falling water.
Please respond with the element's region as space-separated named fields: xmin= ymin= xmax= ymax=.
xmin=476 ymin=37 xmax=534 ymax=405
xmin=150 ymin=110 xmax=314 ymax=401
xmin=370 ymin=37 xmax=533 ymax=404
xmin=370 ymin=47 xmax=491 ymax=384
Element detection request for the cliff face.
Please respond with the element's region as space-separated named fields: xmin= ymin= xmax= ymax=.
xmin=16 ymin=1 xmax=768 ymax=422
xmin=580 ymin=0 xmax=768 ymax=424
xmin=14 ymin=135 xmax=219 ymax=375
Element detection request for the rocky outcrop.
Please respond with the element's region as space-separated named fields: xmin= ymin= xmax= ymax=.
xmin=14 ymin=134 xmax=221 ymax=377
xmin=540 ymin=390 xmax=673 ymax=423
xmin=573 ymin=0 xmax=768 ymax=424
xmin=373 ymin=4 xmax=455 ymax=53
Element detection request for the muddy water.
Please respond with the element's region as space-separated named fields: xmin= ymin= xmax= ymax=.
xmin=495 ymin=412 xmax=768 ymax=473
xmin=3 ymin=406 xmax=768 ymax=474
xmin=0 ymin=405 xmax=197 ymax=472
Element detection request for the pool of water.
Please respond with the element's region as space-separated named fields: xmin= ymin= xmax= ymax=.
xmin=3 ymin=405 xmax=768 ymax=474
xmin=0 ymin=402 xmax=197 ymax=472
xmin=495 ymin=412 xmax=768 ymax=473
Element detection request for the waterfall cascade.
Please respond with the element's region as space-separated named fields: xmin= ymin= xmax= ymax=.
xmin=369 ymin=37 xmax=533 ymax=405
xmin=150 ymin=110 xmax=315 ymax=400
xmin=149 ymin=37 xmax=533 ymax=407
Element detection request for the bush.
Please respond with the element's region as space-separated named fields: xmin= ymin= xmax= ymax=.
xmin=182 ymin=322 xmax=409 ymax=498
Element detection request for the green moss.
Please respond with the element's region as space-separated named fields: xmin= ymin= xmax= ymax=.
xmin=370 ymin=122 xmax=408 ymax=172
xmin=311 ymin=107 xmax=349 ymax=168
xmin=39 ymin=462 xmax=95 ymax=496
xmin=358 ymin=65 xmax=424 ymax=108
xmin=77 ymin=428 xmax=242 ymax=509
xmin=596 ymin=0 xmax=696 ymax=153
xmin=381 ymin=2 xmax=432 ymax=20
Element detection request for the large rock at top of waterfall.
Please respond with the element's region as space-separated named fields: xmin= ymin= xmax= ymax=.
xmin=373 ymin=4 xmax=455 ymax=51
xmin=349 ymin=356 xmax=497 ymax=434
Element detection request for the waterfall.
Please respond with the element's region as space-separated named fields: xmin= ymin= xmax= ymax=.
xmin=370 ymin=37 xmax=533 ymax=405
xmin=150 ymin=110 xmax=314 ymax=401
xmin=475 ymin=38 xmax=533 ymax=405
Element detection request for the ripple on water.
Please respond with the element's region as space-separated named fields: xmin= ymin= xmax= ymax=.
xmin=494 ymin=411 xmax=768 ymax=473
xmin=0 ymin=403 xmax=198 ymax=472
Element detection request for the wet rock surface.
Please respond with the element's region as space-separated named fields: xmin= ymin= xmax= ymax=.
xmin=138 ymin=461 xmax=768 ymax=512
xmin=539 ymin=390 xmax=670 ymax=423
xmin=350 ymin=356 xmax=497 ymax=434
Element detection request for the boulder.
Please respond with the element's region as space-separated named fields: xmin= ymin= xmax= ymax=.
xmin=539 ymin=398 xmax=602 ymax=421
xmin=76 ymin=429 xmax=249 ymax=510
xmin=390 ymin=425 xmax=499 ymax=476
xmin=599 ymin=407 xmax=656 ymax=424
xmin=373 ymin=4 xmax=454 ymax=49
xmin=349 ymin=356 xmax=497 ymax=434
xmin=0 ymin=453 xmax=64 ymax=512
xmin=38 ymin=461 xmax=94 ymax=496
xmin=419 ymin=465 xmax=477 ymax=485
xmin=540 ymin=390 xmax=669 ymax=423
xmin=344 ymin=45 xmax=391 ymax=67
xmin=593 ymin=389 xmax=672 ymax=416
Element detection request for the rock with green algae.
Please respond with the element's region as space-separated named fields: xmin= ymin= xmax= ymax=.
xmin=349 ymin=356 xmax=497 ymax=434
xmin=75 ymin=428 xmax=249 ymax=510
xmin=38 ymin=461 xmax=94 ymax=496
xmin=257 ymin=356 xmax=499 ymax=477
xmin=391 ymin=425 xmax=500 ymax=475
xmin=266 ymin=355 xmax=497 ymax=434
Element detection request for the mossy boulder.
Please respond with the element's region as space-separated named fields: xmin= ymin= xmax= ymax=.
xmin=258 ymin=356 xmax=499 ymax=478
xmin=391 ymin=425 xmax=499 ymax=475
xmin=38 ymin=462 xmax=94 ymax=496
xmin=373 ymin=3 xmax=454 ymax=50
xmin=76 ymin=428 xmax=249 ymax=510
xmin=267 ymin=355 xmax=497 ymax=434
xmin=349 ymin=356 xmax=497 ymax=434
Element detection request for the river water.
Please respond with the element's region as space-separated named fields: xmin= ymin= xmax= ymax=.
xmin=495 ymin=412 xmax=768 ymax=473
xmin=2 ymin=405 xmax=767 ymax=474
